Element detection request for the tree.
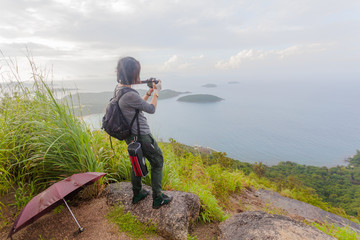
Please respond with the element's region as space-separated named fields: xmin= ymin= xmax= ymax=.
xmin=253 ymin=162 xmax=265 ymax=178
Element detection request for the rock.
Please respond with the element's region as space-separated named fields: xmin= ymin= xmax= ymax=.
xmin=104 ymin=182 xmax=200 ymax=240
xmin=219 ymin=211 xmax=336 ymax=240
xmin=256 ymin=189 xmax=360 ymax=233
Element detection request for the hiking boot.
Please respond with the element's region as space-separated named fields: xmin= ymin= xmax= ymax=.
xmin=132 ymin=189 xmax=150 ymax=204
xmin=152 ymin=193 xmax=173 ymax=209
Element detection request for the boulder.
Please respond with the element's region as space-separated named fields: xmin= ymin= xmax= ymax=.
xmin=255 ymin=189 xmax=360 ymax=233
xmin=219 ymin=211 xmax=336 ymax=240
xmin=105 ymin=182 xmax=200 ymax=240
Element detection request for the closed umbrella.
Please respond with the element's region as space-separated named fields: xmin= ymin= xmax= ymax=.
xmin=8 ymin=172 xmax=106 ymax=239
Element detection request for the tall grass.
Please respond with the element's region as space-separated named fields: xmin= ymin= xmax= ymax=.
xmin=0 ymin=58 xmax=112 ymax=204
xmin=90 ymin=129 xmax=132 ymax=182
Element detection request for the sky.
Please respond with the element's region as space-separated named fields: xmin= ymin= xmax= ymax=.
xmin=0 ymin=0 xmax=359 ymax=88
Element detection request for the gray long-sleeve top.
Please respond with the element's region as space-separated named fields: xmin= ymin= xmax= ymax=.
xmin=114 ymin=85 xmax=155 ymax=135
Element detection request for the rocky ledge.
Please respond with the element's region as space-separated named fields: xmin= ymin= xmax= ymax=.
xmin=104 ymin=182 xmax=200 ymax=240
xmin=219 ymin=211 xmax=336 ymax=240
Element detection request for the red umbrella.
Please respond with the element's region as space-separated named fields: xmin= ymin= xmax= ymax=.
xmin=8 ymin=172 xmax=106 ymax=239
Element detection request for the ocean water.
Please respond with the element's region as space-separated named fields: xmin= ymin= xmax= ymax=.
xmin=77 ymin=79 xmax=360 ymax=167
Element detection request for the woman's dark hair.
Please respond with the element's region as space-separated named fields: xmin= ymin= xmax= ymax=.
xmin=116 ymin=57 xmax=141 ymax=85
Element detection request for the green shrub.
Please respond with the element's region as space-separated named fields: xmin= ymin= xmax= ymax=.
xmin=206 ymin=164 xmax=244 ymax=203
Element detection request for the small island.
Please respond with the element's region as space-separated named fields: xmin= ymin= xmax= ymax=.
xmin=228 ymin=81 xmax=239 ymax=84
xmin=202 ymin=83 xmax=217 ymax=88
xmin=177 ymin=94 xmax=223 ymax=103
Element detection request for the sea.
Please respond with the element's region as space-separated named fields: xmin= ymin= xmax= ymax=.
xmin=58 ymin=78 xmax=360 ymax=167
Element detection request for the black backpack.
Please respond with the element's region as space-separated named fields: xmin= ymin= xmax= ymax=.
xmin=101 ymin=87 xmax=139 ymax=142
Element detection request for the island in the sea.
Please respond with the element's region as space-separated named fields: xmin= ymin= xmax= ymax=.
xmin=177 ymin=94 xmax=224 ymax=103
xmin=155 ymin=89 xmax=190 ymax=99
xmin=202 ymin=83 xmax=217 ymax=88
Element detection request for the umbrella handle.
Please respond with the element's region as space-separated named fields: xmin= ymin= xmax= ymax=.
xmin=62 ymin=198 xmax=84 ymax=232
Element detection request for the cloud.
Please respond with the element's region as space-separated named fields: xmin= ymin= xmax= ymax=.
xmin=191 ymin=54 xmax=204 ymax=60
xmin=0 ymin=0 xmax=359 ymax=83
xmin=215 ymin=43 xmax=331 ymax=70
xmin=52 ymin=0 xmax=135 ymax=15
xmin=161 ymin=55 xmax=189 ymax=71
xmin=1 ymin=0 xmax=358 ymax=53
xmin=159 ymin=54 xmax=206 ymax=72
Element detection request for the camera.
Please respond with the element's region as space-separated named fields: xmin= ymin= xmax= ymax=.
xmin=141 ymin=78 xmax=159 ymax=88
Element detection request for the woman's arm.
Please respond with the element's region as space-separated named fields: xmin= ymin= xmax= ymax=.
xmin=125 ymin=91 xmax=156 ymax=114
xmin=143 ymin=88 xmax=154 ymax=101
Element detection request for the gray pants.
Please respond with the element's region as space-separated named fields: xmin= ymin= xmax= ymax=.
xmin=125 ymin=133 xmax=164 ymax=198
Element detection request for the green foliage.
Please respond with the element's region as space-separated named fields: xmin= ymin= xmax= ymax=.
xmin=208 ymin=152 xmax=234 ymax=169
xmin=310 ymin=222 xmax=360 ymax=240
xmin=0 ymin=167 xmax=10 ymax=195
xmin=90 ymin=130 xmax=132 ymax=182
xmin=206 ymin=164 xmax=244 ymax=203
xmin=160 ymin=139 xmax=268 ymax=222
xmin=187 ymin=234 xmax=199 ymax=240
xmin=106 ymin=205 xmax=157 ymax=239
xmin=201 ymin=151 xmax=253 ymax=175
xmin=52 ymin=205 xmax=64 ymax=214
xmin=161 ymin=140 xmax=228 ymax=222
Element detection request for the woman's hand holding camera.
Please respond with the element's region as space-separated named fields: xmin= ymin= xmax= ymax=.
xmin=145 ymin=80 xmax=161 ymax=98
xmin=153 ymin=80 xmax=162 ymax=94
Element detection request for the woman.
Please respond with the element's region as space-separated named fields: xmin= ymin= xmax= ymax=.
xmin=115 ymin=56 xmax=172 ymax=209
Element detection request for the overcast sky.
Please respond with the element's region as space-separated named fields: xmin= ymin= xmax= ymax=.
xmin=0 ymin=0 xmax=359 ymax=87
